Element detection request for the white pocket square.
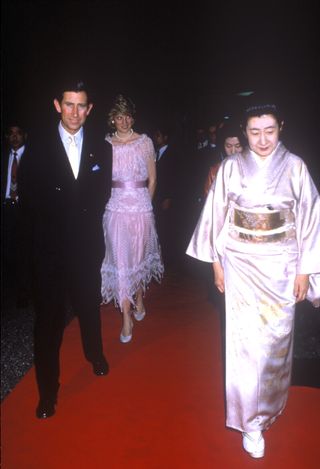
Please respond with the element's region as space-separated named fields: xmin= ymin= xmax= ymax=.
xmin=92 ymin=164 xmax=100 ymax=171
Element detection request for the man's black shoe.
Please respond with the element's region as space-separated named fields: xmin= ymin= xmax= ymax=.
xmin=92 ymin=357 xmax=109 ymax=376
xmin=36 ymin=399 xmax=56 ymax=419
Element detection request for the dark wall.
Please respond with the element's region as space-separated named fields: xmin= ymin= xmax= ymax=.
xmin=2 ymin=0 xmax=319 ymax=183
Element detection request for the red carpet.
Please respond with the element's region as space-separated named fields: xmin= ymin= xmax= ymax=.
xmin=2 ymin=270 xmax=320 ymax=468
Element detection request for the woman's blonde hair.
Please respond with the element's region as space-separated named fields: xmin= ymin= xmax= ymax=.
xmin=107 ymin=94 xmax=136 ymax=129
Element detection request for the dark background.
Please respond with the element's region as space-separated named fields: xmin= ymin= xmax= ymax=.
xmin=2 ymin=0 xmax=319 ymax=169
xmin=1 ymin=1 xmax=320 ymax=395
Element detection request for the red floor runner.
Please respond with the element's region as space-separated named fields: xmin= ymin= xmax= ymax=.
xmin=2 ymin=271 xmax=320 ymax=468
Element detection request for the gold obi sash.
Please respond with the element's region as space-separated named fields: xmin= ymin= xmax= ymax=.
xmin=230 ymin=205 xmax=295 ymax=243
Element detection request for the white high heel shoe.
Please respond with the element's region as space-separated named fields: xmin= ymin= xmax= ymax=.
xmin=242 ymin=431 xmax=265 ymax=458
xmin=120 ymin=319 xmax=133 ymax=343
xmin=133 ymin=309 xmax=146 ymax=321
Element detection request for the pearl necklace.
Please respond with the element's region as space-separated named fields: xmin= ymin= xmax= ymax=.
xmin=115 ymin=129 xmax=133 ymax=141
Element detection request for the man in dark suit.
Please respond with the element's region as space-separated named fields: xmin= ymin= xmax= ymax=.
xmin=2 ymin=124 xmax=30 ymax=307
xmin=196 ymin=121 xmax=222 ymax=202
xmin=18 ymin=79 xmax=112 ymax=419
xmin=153 ymin=125 xmax=180 ymax=268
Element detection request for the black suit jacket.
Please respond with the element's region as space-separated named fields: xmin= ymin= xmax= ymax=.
xmin=192 ymin=144 xmax=220 ymax=200
xmin=2 ymin=151 xmax=11 ymax=203
xmin=154 ymin=144 xmax=179 ymax=205
xmin=18 ymin=126 xmax=112 ymax=280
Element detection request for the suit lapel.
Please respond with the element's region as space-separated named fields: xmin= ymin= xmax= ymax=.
xmin=78 ymin=130 xmax=90 ymax=181
xmin=52 ymin=129 xmax=75 ymax=182
xmin=1 ymin=153 xmax=10 ymax=200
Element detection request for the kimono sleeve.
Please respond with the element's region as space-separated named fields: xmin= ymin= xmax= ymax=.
xmin=186 ymin=160 xmax=230 ymax=263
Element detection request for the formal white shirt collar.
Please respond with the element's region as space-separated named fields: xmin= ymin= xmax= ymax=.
xmin=58 ymin=121 xmax=83 ymax=145
xmin=11 ymin=145 xmax=25 ymax=159
xmin=158 ymin=144 xmax=168 ymax=161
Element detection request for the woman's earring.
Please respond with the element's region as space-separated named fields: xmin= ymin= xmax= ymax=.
xmin=112 ymin=120 xmax=115 ymax=124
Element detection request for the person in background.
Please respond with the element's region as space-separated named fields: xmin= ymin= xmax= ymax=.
xmin=2 ymin=124 xmax=30 ymax=308
xmin=194 ymin=119 xmax=224 ymax=208
xmin=186 ymin=118 xmax=222 ymax=241
xmin=18 ymin=79 xmax=112 ymax=419
xmin=187 ymin=100 xmax=320 ymax=459
xmin=195 ymin=125 xmax=208 ymax=150
xmin=153 ymin=124 xmax=180 ymax=269
xmin=101 ymin=95 xmax=163 ymax=344
xmin=204 ymin=120 xmax=245 ymax=196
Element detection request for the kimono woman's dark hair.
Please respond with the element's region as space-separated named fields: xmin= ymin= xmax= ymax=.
xmin=241 ymin=102 xmax=283 ymax=128
xmin=216 ymin=119 xmax=246 ymax=150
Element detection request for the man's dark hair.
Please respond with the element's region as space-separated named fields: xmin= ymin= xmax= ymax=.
xmin=54 ymin=78 xmax=92 ymax=103
xmin=154 ymin=124 xmax=172 ymax=139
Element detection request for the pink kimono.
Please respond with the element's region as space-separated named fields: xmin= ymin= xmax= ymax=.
xmin=187 ymin=142 xmax=320 ymax=432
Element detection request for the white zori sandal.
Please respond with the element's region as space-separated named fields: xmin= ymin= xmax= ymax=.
xmin=242 ymin=431 xmax=265 ymax=458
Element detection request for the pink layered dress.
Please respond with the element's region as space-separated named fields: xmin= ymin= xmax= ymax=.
xmin=101 ymin=134 xmax=163 ymax=308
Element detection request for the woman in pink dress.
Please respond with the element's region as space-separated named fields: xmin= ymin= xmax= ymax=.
xmin=101 ymin=95 xmax=163 ymax=343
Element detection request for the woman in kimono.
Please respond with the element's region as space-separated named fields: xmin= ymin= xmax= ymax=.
xmin=186 ymin=102 xmax=320 ymax=458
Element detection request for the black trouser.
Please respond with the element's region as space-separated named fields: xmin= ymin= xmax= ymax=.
xmin=33 ymin=254 xmax=104 ymax=401
xmin=2 ymin=200 xmax=31 ymax=304
xmin=68 ymin=259 xmax=104 ymax=363
xmin=154 ymin=204 xmax=181 ymax=269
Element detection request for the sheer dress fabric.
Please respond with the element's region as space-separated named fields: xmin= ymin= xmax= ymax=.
xmin=186 ymin=143 xmax=320 ymax=432
xmin=101 ymin=134 xmax=163 ymax=308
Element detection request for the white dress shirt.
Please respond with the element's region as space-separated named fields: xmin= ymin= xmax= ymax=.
xmin=58 ymin=122 xmax=83 ymax=179
xmin=157 ymin=144 xmax=168 ymax=161
xmin=5 ymin=146 xmax=25 ymax=199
